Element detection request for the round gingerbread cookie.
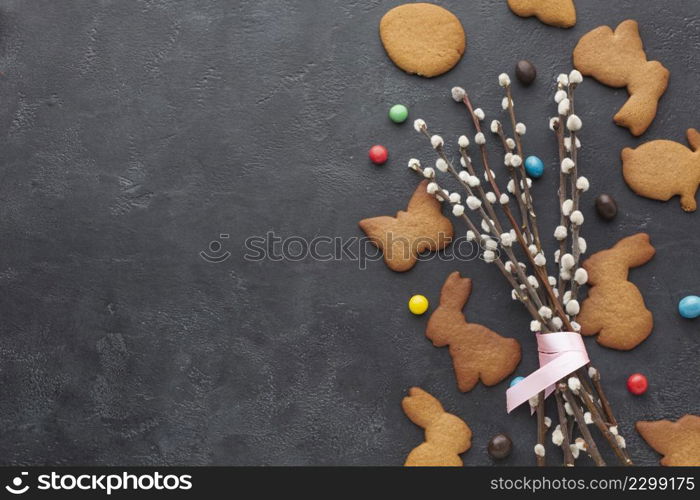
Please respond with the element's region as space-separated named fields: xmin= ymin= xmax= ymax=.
xmin=380 ymin=3 xmax=466 ymax=78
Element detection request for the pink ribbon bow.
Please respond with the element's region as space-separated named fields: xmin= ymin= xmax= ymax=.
xmin=506 ymin=331 xmax=590 ymax=414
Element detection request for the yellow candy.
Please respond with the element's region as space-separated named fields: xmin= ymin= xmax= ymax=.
xmin=408 ymin=295 xmax=429 ymax=315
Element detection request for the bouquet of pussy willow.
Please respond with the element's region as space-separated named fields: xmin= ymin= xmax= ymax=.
xmin=408 ymin=70 xmax=632 ymax=466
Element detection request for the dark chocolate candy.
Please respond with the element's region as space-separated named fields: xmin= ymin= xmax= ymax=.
xmin=515 ymin=60 xmax=536 ymax=86
xmin=487 ymin=433 xmax=513 ymax=459
xmin=595 ymin=194 xmax=618 ymax=220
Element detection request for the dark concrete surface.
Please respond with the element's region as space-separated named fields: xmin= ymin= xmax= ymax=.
xmin=0 ymin=0 xmax=697 ymax=466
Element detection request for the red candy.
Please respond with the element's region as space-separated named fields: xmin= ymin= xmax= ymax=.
xmin=369 ymin=145 xmax=388 ymax=165
xmin=627 ymin=373 xmax=648 ymax=395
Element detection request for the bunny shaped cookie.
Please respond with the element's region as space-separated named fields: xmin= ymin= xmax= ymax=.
xmin=577 ymin=233 xmax=656 ymax=350
xmin=426 ymin=272 xmax=521 ymax=391
xmin=622 ymin=129 xmax=700 ymax=212
xmin=359 ymin=180 xmax=454 ymax=272
xmin=402 ymin=387 xmax=472 ymax=466
xmin=507 ymin=0 xmax=576 ymax=28
xmin=573 ymin=20 xmax=669 ymax=136
xmin=636 ymin=415 xmax=700 ymax=466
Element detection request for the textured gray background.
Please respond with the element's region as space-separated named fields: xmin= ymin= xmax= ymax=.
xmin=0 ymin=0 xmax=697 ymax=466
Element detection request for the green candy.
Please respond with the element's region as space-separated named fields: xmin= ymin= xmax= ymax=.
xmin=389 ymin=104 xmax=408 ymax=124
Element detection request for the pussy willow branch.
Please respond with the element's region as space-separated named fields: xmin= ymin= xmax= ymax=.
xmin=458 ymin=93 xmax=560 ymax=320
xmin=536 ymin=394 xmax=547 ymax=466
xmin=450 ymin=146 xmax=550 ymax=323
xmin=501 ymin=85 xmax=551 ymax=465
xmin=411 ymin=159 xmax=549 ymax=330
xmin=493 ymin=123 xmax=531 ymax=246
xmin=590 ymin=367 xmax=617 ymax=426
xmin=567 ymin=83 xmax=583 ymax=306
xmin=459 ymin=85 xmax=623 ymax=465
xmin=408 ymin=72 xmax=632 ymax=465
xmin=554 ymin=390 xmax=575 ymax=466
xmin=552 ymin=76 xmax=631 ymax=465
xmin=555 ymin=83 xmax=570 ymax=296
xmin=504 ymin=85 xmax=543 ymax=252
xmin=417 ymin=128 xmax=548 ymax=321
xmin=560 ymin=383 xmax=606 ymax=465
xmin=552 ymin=76 xmax=632 ymax=465
xmin=576 ymin=374 xmax=632 ymax=465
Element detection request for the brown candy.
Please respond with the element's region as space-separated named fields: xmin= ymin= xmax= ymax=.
xmin=515 ymin=60 xmax=537 ymax=85
xmin=487 ymin=433 xmax=513 ymax=460
xmin=595 ymin=194 xmax=618 ymax=220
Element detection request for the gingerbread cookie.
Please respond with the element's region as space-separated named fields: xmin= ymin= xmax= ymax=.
xmin=359 ymin=180 xmax=453 ymax=272
xmin=573 ymin=20 xmax=669 ymax=136
xmin=426 ymin=272 xmax=521 ymax=391
xmin=402 ymin=387 xmax=472 ymax=466
xmin=379 ymin=3 xmax=466 ymax=78
xmin=507 ymin=0 xmax=576 ymax=28
xmin=577 ymin=233 xmax=655 ymax=350
xmin=622 ymin=129 xmax=700 ymax=212
xmin=636 ymin=415 xmax=700 ymax=466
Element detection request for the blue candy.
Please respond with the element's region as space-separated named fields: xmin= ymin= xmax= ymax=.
xmin=524 ymin=155 xmax=544 ymax=178
xmin=509 ymin=376 xmax=525 ymax=387
xmin=679 ymin=295 xmax=700 ymax=319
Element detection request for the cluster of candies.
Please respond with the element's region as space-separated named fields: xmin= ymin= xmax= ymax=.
xmin=368 ymin=104 xmax=409 ymax=165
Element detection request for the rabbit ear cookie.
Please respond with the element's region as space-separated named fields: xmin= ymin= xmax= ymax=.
xmin=359 ymin=180 xmax=454 ymax=272
xmin=577 ymin=234 xmax=656 ymax=350
xmin=573 ymin=20 xmax=669 ymax=136
xmin=636 ymin=415 xmax=700 ymax=466
xmin=507 ymin=0 xmax=576 ymax=28
xmin=402 ymin=387 xmax=472 ymax=466
xmin=426 ymin=272 xmax=521 ymax=391
xmin=622 ymin=129 xmax=700 ymax=212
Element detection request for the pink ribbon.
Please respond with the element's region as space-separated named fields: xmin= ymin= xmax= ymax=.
xmin=506 ymin=332 xmax=589 ymax=414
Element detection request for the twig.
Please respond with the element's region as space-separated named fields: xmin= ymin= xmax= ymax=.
xmin=575 ymin=377 xmax=633 ymax=465
xmin=411 ymin=162 xmax=549 ymax=327
xmin=554 ymin=390 xmax=575 ymax=466
xmin=588 ymin=366 xmax=617 ymax=426
xmin=459 ymin=93 xmax=566 ymax=325
xmin=503 ymin=84 xmax=543 ymax=252
xmin=492 ymin=122 xmax=531 ymax=241
xmin=536 ymin=392 xmax=547 ymax=466
xmin=404 ymin=73 xmax=632 ymax=465
xmin=560 ymin=384 xmax=605 ymax=466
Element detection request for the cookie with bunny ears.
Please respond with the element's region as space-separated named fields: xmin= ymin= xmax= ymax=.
xmin=359 ymin=180 xmax=454 ymax=272
xmin=636 ymin=415 xmax=700 ymax=466
xmin=402 ymin=387 xmax=472 ymax=466
xmin=573 ymin=20 xmax=669 ymax=136
xmin=577 ymin=233 xmax=656 ymax=350
xmin=622 ymin=129 xmax=700 ymax=212
xmin=426 ymin=272 xmax=521 ymax=391
xmin=507 ymin=0 xmax=576 ymax=28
